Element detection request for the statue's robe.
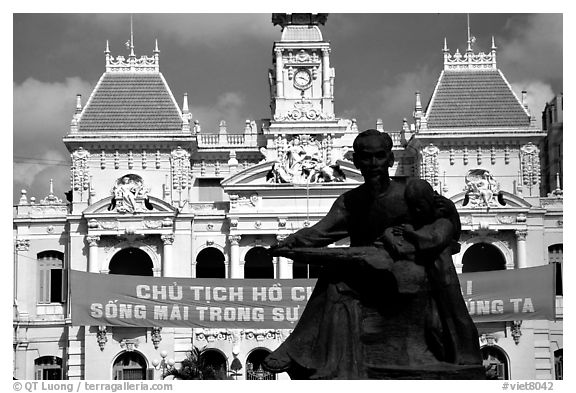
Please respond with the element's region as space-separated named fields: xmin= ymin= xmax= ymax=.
xmin=264 ymin=180 xmax=482 ymax=379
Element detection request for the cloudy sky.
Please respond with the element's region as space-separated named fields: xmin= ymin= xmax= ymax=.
xmin=12 ymin=12 xmax=563 ymax=204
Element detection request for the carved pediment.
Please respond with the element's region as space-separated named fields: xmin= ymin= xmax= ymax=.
xmin=450 ymin=191 xmax=532 ymax=209
xmin=83 ymin=196 xmax=178 ymax=215
xmin=221 ymin=160 xmax=363 ymax=187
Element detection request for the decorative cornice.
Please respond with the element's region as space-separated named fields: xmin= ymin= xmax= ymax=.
xmin=443 ymin=39 xmax=497 ymax=71
xmin=105 ymin=51 xmax=159 ymax=73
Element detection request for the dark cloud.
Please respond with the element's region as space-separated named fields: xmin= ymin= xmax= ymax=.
xmin=12 ymin=13 xmax=563 ymax=204
xmin=13 ymin=77 xmax=93 ymax=201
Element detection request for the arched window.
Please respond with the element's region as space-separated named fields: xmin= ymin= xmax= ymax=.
xmin=548 ymin=244 xmax=563 ymax=296
xmin=481 ymin=346 xmax=509 ymax=380
xmin=200 ymin=349 xmax=228 ymax=379
xmin=34 ymin=356 xmax=62 ymax=380
xmin=196 ymin=247 xmax=226 ymax=278
xmin=109 ymin=248 xmax=153 ymax=276
xmin=246 ymin=349 xmax=275 ymax=380
xmin=113 ymin=352 xmax=151 ymax=380
xmin=244 ymin=247 xmax=274 ymax=279
xmin=37 ymin=251 xmax=64 ymax=304
xmin=462 ymin=243 xmax=506 ymax=273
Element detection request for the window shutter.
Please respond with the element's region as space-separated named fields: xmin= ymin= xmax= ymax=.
xmin=35 ymin=369 xmax=43 ymax=380
xmin=38 ymin=268 xmax=48 ymax=304
xmin=146 ymin=368 xmax=155 ymax=380
xmin=114 ymin=369 xmax=123 ymax=380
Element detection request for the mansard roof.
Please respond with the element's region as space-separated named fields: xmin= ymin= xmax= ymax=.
xmin=77 ymin=72 xmax=183 ymax=133
xmin=425 ymin=69 xmax=531 ymax=129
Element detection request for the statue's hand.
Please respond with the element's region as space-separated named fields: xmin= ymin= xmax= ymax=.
xmin=269 ymin=236 xmax=299 ymax=255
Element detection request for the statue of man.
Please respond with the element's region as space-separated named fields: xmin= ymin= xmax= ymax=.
xmin=263 ymin=129 xmax=483 ymax=379
xmin=114 ymin=176 xmax=139 ymax=213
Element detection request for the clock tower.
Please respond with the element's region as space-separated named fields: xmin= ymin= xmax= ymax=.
xmin=268 ymin=13 xmax=336 ymax=125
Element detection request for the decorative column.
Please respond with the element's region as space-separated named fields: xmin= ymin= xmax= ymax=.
xmin=161 ymin=234 xmax=175 ymax=277
xmin=515 ymin=229 xmax=528 ymax=269
xmin=229 ymin=235 xmax=242 ymax=278
xmin=322 ymin=48 xmax=331 ymax=98
xmin=15 ymin=239 xmax=31 ymax=319
xmin=86 ymin=235 xmax=101 ymax=273
xmin=276 ymin=235 xmax=292 ymax=279
xmin=274 ymin=48 xmax=284 ymax=98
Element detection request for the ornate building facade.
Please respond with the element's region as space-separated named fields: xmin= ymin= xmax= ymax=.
xmin=13 ymin=14 xmax=562 ymax=380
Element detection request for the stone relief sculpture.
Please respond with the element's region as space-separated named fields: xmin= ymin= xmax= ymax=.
xmin=462 ymin=169 xmax=506 ymax=209
xmin=263 ymin=135 xmax=346 ymax=184
xmin=108 ymin=174 xmax=152 ymax=214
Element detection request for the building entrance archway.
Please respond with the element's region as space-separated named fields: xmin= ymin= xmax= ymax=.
xmin=246 ymin=349 xmax=275 ymax=380
xmin=244 ymin=247 xmax=274 ymax=278
xmin=113 ymin=352 xmax=149 ymax=380
xmin=481 ymin=346 xmax=509 ymax=380
xmin=200 ymin=349 xmax=228 ymax=379
xmin=462 ymin=242 xmax=506 ymax=273
xmin=109 ymin=248 xmax=153 ymax=276
xmin=196 ymin=247 xmax=226 ymax=278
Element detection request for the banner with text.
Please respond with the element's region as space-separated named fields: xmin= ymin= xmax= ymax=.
xmin=70 ymin=264 xmax=555 ymax=327
xmin=458 ymin=264 xmax=556 ymax=322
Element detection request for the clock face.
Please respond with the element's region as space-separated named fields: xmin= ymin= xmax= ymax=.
xmin=294 ymin=69 xmax=312 ymax=89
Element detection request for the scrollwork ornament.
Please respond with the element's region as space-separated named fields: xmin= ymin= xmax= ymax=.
xmin=144 ymin=220 xmax=163 ymax=229
xmin=161 ymin=234 xmax=175 ymax=246
xmin=86 ymin=235 xmax=101 ymax=247
xmin=520 ymin=143 xmax=541 ymax=186
xmin=71 ymin=147 xmax=90 ymax=191
xmin=97 ymin=326 xmax=108 ymax=351
xmin=515 ymin=229 xmax=527 ymax=241
xmin=229 ymin=235 xmax=242 ymax=246
xmin=421 ymin=144 xmax=440 ymax=186
xmin=170 ymin=146 xmax=191 ymax=191
xmin=511 ymin=321 xmax=522 ymax=345
xmin=151 ymin=327 xmax=162 ymax=349
xmin=15 ymin=239 xmax=30 ymax=252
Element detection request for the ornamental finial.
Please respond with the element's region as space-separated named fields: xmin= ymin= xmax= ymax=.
xmin=75 ymin=94 xmax=82 ymax=114
xmin=491 ymin=35 xmax=497 ymax=50
xmin=105 ymin=40 xmax=110 ymax=54
xmin=182 ymin=93 xmax=189 ymax=114
xmin=443 ymin=37 xmax=449 ymax=53
xmin=154 ymin=39 xmax=160 ymax=54
xmin=415 ymin=91 xmax=422 ymax=112
xmin=49 ymin=179 xmax=54 ymax=195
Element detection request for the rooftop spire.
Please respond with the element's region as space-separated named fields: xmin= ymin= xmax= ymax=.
xmin=466 ymin=14 xmax=474 ymax=52
xmin=129 ymin=14 xmax=135 ymax=57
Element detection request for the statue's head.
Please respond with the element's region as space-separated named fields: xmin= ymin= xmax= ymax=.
xmin=352 ymin=129 xmax=394 ymax=181
xmin=405 ymin=180 xmax=436 ymax=226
